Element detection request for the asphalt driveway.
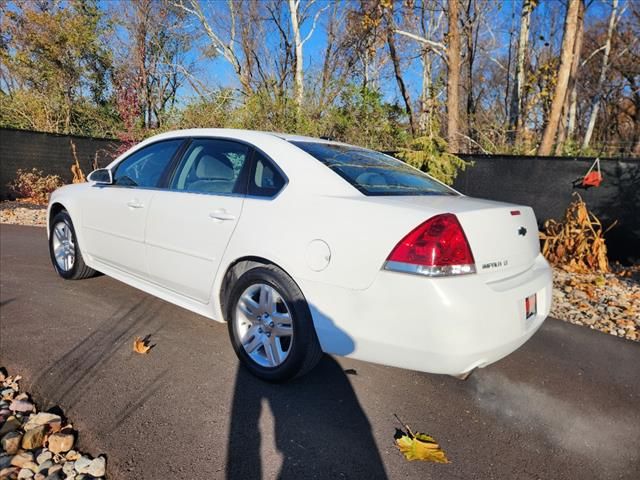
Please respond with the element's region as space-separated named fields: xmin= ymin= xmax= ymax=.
xmin=1 ymin=224 xmax=639 ymax=479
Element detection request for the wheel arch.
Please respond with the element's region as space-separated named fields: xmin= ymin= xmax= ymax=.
xmin=49 ymin=202 xmax=67 ymax=223
xmin=47 ymin=201 xmax=67 ymax=237
xmin=218 ymin=255 xmax=287 ymax=322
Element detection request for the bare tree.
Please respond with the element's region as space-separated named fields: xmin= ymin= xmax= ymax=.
xmin=288 ymin=0 xmax=327 ymax=110
xmin=385 ymin=4 xmax=416 ymax=135
xmin=175 ymin=0 xmax=253 ymax=95
xmin=508 ymin=0 xmax=535 ymax=144
xmin=583 ymin=0 xmax=619 ymax=150
xmin=538 ymin=0 xmax=583 ymax=155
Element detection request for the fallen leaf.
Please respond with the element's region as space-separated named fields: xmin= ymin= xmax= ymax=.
xmin=396 ymin=432 xmax=450 ymax=463
xmin=133 ymin=336 xmax=152 ymax=354
xmin=393 ymin=415 xmax=450 ymax=463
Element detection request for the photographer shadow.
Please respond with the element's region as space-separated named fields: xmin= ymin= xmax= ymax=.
xmin=226 ymin=305 xmax=388 ymax=479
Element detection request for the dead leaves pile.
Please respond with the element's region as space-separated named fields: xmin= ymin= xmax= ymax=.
xmin=540 ymin=193 xmax=614 ymax=273
xmin=394 ymin=416 xmax=449 ymax=463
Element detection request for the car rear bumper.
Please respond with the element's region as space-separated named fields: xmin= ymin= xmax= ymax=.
xmin=298 ymin=254 xmax=552 ymax=375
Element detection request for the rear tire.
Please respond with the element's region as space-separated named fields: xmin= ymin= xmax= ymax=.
xmin=226 ymin=265 xmax=323 ymax=382
xmin=49 ymin=210 xmax=95 ymax=280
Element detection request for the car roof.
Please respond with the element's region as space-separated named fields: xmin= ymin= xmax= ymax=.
xmin=140 ymin=128 xmax=356 ymax=148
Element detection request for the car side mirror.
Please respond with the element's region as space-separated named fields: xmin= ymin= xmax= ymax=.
xmin=87 ymin=168 xmax=113 ymax=185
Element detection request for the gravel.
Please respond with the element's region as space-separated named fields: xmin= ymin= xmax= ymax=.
xmin=0 ymin=368 xmax=107 ymax=480
xmin=0 ymin=202 xmax=46 ymax=227
xmin=551 ymin=266 xmax=639 ymax=342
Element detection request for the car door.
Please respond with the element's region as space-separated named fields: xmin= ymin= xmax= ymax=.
xmin=81 ymin=139 xmax=185 ymax=278
xmin=144 ymin=138 xmax=252 ymax=302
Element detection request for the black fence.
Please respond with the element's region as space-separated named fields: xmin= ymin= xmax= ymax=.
xmin=454 ymin=154 xmax=640 ymax=263
xmin=1 ymin=128 xmax=638 ymax=261
xmin=0 ymin=128 xmax=118 ymax=199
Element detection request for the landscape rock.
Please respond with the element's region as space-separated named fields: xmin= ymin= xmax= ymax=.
xmin=11 ymin=451 xmax=34 ymax=468
xmin=0 ymin=416 xmax=21 ymax=436
xmin=61 ymin=461 xmax=75 ymax=475
xmin=18 ymin=467 xmax=35 ymax=479
xmin=37 ymin=460 xmax=53 ymax=473
xmin=21 ymin=425 xmax=47 ymax=450
xmin=47 ymin=464 xmax=62 ymax=476
xmin=22 ymin=461 xmax=39 ymax=473
xmin=1 ymin=430 xmax=23 ymax=455
xmin=36 ymin=450 xmax=52 ymax=465
xmin=64 ymin=451 xmax=79 ymax=462
xmin=1 ymin=388 xmax=16 ymax=401
xmin=0 ymin=453 xmax=12 ymax=468
xmin=10 ymin=399 xmax=35 ymax=413
xmin=47 ymin=433 xmax=74 ymax=454
xmin=24 ymin=413 xmax=61 ymax=432
xmin=0 ymin=466 xmax=19 ymax=478
xmin=86 ymin=457 xmax=106 ymax=478
xmin=73 ymin=456 xmax=92 ymax=474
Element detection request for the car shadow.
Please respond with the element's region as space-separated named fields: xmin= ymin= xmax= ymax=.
xmin=226 ymin=356 xmax=388 ymax=480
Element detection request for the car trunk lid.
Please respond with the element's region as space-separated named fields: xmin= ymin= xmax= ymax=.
xmin=368 ymin=195 xmax=541 ymax=280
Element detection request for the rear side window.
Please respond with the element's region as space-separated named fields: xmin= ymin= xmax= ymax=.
xmin=248 ymin=151 xmax=286 ymax=197
xmin=291 ymin=141 xmax=456 ymax=196
xmin=113 ymin=139 xmax=183 ymax=188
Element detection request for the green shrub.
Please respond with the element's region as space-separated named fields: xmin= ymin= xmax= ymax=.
xmin=395 ymin=135 xmax=472 ymax=185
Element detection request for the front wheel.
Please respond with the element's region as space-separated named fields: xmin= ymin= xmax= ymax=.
xmin=49 ymin=210 xmax=95 ymax=280
xmin=226 ymin=265 xmax=323 ymax=382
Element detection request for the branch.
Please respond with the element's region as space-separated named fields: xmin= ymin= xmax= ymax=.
xmin=175 ymin=0 xmax=240 ymax=73
xmin=394 ymin=29 xmax=447 ymax=62
xmin=581 ymin=45 xmax=606 ymax=67
xmin=301 ymin=3 xmax=329 ymax=46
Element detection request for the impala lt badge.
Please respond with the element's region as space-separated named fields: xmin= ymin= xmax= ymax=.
xmin=518 ymin=226 xmax=527 ymax=236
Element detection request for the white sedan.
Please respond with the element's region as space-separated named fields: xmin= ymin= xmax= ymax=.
xmin=47 ymin=129 xmax=552 ymax=381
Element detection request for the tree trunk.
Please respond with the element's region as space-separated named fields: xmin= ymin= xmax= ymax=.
xmin=508 ymin=0 xmax=533 ymax=145
xmin=447 ymin=0 xmax=461 ymax=153
xmin=555 ymin=0 xmax=585 ymax=155
xmin=538 ymin=0 xmax=582 ymax=156
xmin=419 ymin=49 xmax=432 ymax=135
xmin=387 ymin=25 xmax=416 ymax=135
xmin=288 ymin=0 xmax=304 ymax=110
xmin=583 ymin=0 xmax=618 ymax=150
xmin=465 ymin=0 xmax=479 ymax=143
xmin=320 ymin=2 xmax=338 ymax=108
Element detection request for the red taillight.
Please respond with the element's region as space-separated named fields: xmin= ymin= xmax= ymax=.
xmin=385 ymin=214 xmax=476 ymax=276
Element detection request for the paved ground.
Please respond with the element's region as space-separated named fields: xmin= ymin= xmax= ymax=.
xmin=1 ymin=223 xmax=639 ymax=479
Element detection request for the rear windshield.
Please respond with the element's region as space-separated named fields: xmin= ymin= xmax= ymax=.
xmin=291 ymin=141 xmax=457 ymax=196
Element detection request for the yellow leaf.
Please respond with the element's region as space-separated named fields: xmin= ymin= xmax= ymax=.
xmin=133 ymin=336 xmax=152 ymax=354
xmin=395 ymin=432 xmax=450 ymax=463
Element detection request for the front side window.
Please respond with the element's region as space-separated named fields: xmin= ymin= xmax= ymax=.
xmin=169 ymin=139 xmax=250 ymax=194
xmin=291 ymin=141 xmax=457 ymax=196
xmin=113 ymin=139 xmax=184 ymax=188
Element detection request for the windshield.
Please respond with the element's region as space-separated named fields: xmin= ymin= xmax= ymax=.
xmin=291 ymin=141 xmax=457 ymax=196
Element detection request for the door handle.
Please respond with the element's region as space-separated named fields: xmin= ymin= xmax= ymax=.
xmin=127 ymin=200 xmax=144 ymax=209
xmin=209 ymin=209 xmax=236 ymax=221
